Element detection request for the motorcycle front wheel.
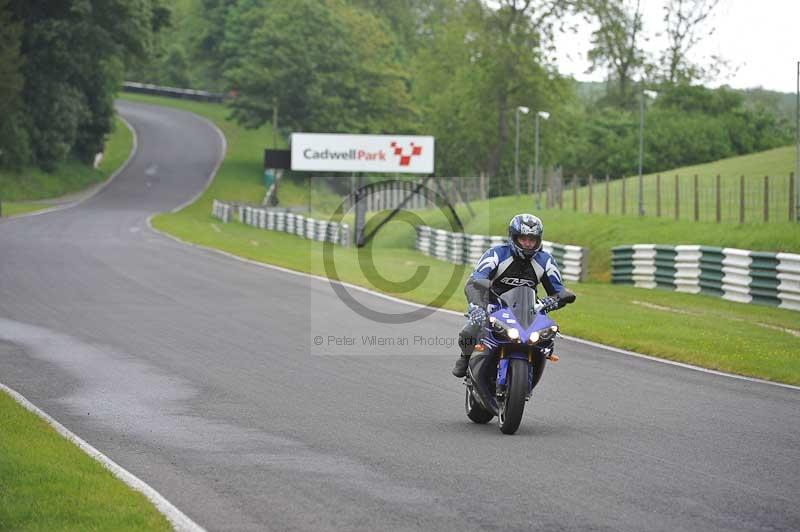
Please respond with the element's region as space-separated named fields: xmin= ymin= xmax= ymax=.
xmin=498 ymin=359 xmax=527 ymax=434
xmin=465 ymin=386 xmax=494 ymax=424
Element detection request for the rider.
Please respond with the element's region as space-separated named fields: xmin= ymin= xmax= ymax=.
xmin=451 ymin=213 xmax=575 ymax=378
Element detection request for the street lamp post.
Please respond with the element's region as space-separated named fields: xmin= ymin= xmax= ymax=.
xmin=795 ymin=61 xmax=799 ymax=222
xmin=638 ymin=89 xmax=658 ymax=216
xmin=515 ymin=106 xmax=530 ymax=196
xmin=534 ymin=111 xmax=550 ymax=210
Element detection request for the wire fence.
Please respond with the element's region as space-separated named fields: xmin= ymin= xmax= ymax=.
xmin=326 ymin=172 xmax=797 ymax=224
xmin=506 ymin=171 xmax=797 ymax=224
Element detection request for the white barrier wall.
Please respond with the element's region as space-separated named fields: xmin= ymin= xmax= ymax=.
xmin=415 ymin=226 xmax=588 ymax=282
xmin=612 ymin=244 xmax=800 ymax=311
xmin=212 ymin=200 xmax=350 ymax=246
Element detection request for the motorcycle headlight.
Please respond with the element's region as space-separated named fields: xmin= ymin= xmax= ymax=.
xmin=538 ymin=325 xmax=559 ymax=341
xmin=490 ymin=317 xmax=520 ymax=342
xmin=529 ymin=325 xmax=558 ymax=344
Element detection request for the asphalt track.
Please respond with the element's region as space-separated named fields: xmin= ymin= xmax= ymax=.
xmin=1 ymin=101 xmax=798 ymax=532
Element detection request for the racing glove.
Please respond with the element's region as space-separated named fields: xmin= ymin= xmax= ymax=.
xmin=467 ymin=304 xmax=488 ymax=326
xmin=539 ymin=296 xmax=560 ymax=313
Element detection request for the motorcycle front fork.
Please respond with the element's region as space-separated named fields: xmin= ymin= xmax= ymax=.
xmin=493 ymin=361 xmax=536 ymax=402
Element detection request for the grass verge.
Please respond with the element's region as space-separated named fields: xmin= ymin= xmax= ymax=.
xmin=406 ymin=197 xmax=800 ymax=282
xmin=119 ymin=92 xmax=346 ymax=211
xmin=154 ymin=214 xmax=800 ymax=385
xmin=553 ymin=145 xmax=796 ymax=223
xmin=0 ymin=116 xmax=133 ymax=217
xmin=0 ymin=391 xmax=171 ymax=531
xmin=132 ymin=93 xmax=800 ymax=385
xmin=2 ymin=203 xmax=43 ymax=217
xmin=1 ymin=114 xmax=171 ymax=530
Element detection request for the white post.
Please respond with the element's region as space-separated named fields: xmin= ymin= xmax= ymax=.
xmin=639 ymin=89 xmax=658 ymax=217
xmin=638 ymin=90 xmax=645 ymax=217
xmin=796 ymin=61 xmax=799 ymax=221
xmin=534 ymin=111 xmax=549 ymax=210
xmin=515 ymin=106 xmax=529 ymax=197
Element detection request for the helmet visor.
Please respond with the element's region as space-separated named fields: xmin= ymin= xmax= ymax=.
xmin=516 ymin=234 xmax=540 ymax=251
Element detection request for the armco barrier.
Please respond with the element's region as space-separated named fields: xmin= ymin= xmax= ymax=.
xmin=122 ymin=82 xmax=228 ymax=103
xmin=212 ymin=200 xmax=350 ymax=246
xmin=611 ymin=244 xmax=800 ymax=311
xmin=415 ymin=226 xmax=588 ymax=282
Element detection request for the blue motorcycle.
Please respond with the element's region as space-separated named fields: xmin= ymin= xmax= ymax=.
xmin=464 ymin=280 xmax=575 ymax=434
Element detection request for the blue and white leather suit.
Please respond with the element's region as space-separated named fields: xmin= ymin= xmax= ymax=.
xmin=458 ymin=244 xmax=566 ymax=356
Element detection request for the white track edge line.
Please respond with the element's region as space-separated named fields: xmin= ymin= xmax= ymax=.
xmin=139 ymin=104 xmax=796 ymax=394
xmin=168 ymin=113 xmax=227 ymax=214
xmin=0 ymin=109 xmax=207 ymax=529
xmin=145 ymin=220 xmax=800 ymax=393
xmin=0 ymin=382 xmax=205 ymax=532
xmin=0 ymin=116 xmax=138 ymax=221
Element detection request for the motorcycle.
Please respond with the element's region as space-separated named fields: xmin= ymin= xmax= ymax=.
xmin=464 ymin=279 xmax=575 ymax=435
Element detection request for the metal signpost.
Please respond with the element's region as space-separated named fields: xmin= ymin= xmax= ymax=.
xmin=638 ymin=89 xmax=658 ymax=216
xmin=289 ymin=133 xmax=444 ymax=246
xmin=534 ymin=111 xmax=550 ymax=210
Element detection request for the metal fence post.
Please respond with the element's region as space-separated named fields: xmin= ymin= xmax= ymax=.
xmin=621 ymin=176 xmax=626 ymax=215
xmin=716 ymin=174 xmax=721 ymax=223
xmin=764 ymin=175 xmax=769 ymax=222
xmin=656 ymin=174 xmax=661 ymax=217
xmin=693 ymin=174 xmax=699 ymax=221
xmin=739 ymin=175 xmax=745 ymax=224
xmin=605 ymin=174 xmax=610 ymax=214
xmin=527 ymin=164 xmax=533 ymax=195
xmin=588 ymin=174 xmax=594 ymax=213
xmin=790 ymin=172 xmax=795 ymax=221
xmin=675 ymin=175 xmax=680 ymax=220
xmin=572 ymin=175 xmax=577 ymax=211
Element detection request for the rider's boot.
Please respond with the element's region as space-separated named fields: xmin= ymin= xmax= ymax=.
xmin=452 ymin=355 xmax=470 ymax=378
xmin=453 ymin=328 xmax=478 ymax=378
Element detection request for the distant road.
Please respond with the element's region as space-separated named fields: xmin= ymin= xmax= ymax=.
xmin=0 ymin=100 xmax=798 ymax=531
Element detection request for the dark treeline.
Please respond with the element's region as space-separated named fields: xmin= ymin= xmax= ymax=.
xmin=2 ymin=0 xmax=793 ymax=184
xmin=0 ymin=0 xmax=168 ymax=171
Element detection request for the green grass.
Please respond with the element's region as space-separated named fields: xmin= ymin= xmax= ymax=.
xmin=0 ymin=115 xmax=170 ymax=530
xmin=121 ymin=92 xmax=344 ymax=213
xmin=412 ymin=197 xmax=800 ymax=281
xmin=1 ymin=203 xmax=43 ymax=217
xmin=556 ymin=145 xmax=797 ymax=223
xmin=153 ymin=213 xmax=800 ymax=385
xmin=0 ymin=116 xmax=133 ymax=217
xmin=138 ymin=94 xmax=800 ymax=385
xmin=0 ymin=391 xmax=171 ymax=531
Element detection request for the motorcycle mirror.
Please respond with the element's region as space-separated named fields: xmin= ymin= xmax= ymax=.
xmin=558 ymin=290 xmax=576 ymax=304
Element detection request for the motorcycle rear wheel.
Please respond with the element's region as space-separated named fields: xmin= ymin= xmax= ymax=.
xmin=465 ymin=387 xmax=494 ymax=424
xmin=498 ymin=359 xmax=527 ymax=434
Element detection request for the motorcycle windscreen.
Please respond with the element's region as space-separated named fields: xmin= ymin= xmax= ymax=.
xmin=497 ymin=286 xmax=537 ymax=329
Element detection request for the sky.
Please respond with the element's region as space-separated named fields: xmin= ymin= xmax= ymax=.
xmin=553 ymin=0 xmax=800 ymax=94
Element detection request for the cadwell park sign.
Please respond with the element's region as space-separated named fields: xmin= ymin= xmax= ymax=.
xmin=290 ymin=133 xmax=434 ymax=174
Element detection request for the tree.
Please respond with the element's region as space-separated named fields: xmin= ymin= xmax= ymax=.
xmin=4 ymin=0 xmax=167 ymax=170
xmin=585 ymin=0 xmax=646 ymax=107
xmin=0 ymin=0 xmax=28 ymax=168
xmin=413 ymin=0 xmax=573 ymax=181
xmin=660 ymin=0 xmax=722 ymax=85
xmin=195 ymin=0 xmax=239 ymax=84
xmin=225 ymin=0 xmax=416 ymax=134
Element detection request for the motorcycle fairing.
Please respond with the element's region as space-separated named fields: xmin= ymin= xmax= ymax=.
xmin=496 ymin=358 xmax=509 ymax=386
xmin=468 ymin=352 xmax=499 ymax=414
xmin=487 ymin=286 xmax=558 ymax=344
